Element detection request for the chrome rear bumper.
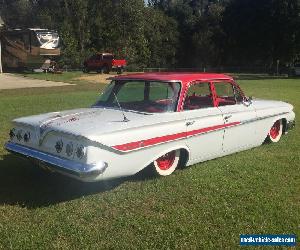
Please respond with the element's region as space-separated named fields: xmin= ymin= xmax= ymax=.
xmin=5 ymin=142 xmax=108 ymax=182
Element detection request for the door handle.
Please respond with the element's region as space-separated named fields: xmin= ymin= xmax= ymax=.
xmin=224 ymin=115 xmax=232 ymax=121
xmin=186 ymin=121 xmax=195 ymax=126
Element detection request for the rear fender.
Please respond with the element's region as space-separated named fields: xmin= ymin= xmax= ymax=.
xmin=138 ymin=144 xmax=190 ymax=173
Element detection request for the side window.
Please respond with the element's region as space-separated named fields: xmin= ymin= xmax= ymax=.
xmin=214 ymin=82 xmax=238 ymax=106
xmin=183 ymin=83 xmax=214 ymax=110
xmin=149 ymin=82 xmax=180 ymax=111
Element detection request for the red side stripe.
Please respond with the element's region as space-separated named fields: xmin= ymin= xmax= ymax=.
xmin=112 ymin=121 xmax=240 ymax=152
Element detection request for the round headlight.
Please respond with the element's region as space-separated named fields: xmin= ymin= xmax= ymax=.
xmin=16 ymin=130 xmax=23 ymax=141
xmin=76 ymin=145 xmax=85 ymax=159
xmin=55 ymin=139 xmax=63 ymax=153
xmin=24 ymin=132 xmax=31 ymax=142
xmin=66 ymin=142 xmax=74 ymax=157
xmin=9 ymin=128 xmax=16 ymax=140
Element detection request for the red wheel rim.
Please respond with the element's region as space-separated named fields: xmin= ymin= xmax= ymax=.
xmin=156 ymin=151 xmax=176 ymax=170
xmin=270 ymin=121 xmax=281 ymax=139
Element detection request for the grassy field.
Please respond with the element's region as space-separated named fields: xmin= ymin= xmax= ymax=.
xmin=0 ymin=76 xmax=299 ymax=249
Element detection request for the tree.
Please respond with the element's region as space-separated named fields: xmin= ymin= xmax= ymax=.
xmin=144 ymin=7 xmax=179 ymax=67
xmin=222 ymin=0 xmax=300 ymax=67
xmin=0 ymin=0 xmax=36 ymax=28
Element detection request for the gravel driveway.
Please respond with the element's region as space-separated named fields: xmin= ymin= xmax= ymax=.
xmin=0 ymin=74 xmax=71 ymax=90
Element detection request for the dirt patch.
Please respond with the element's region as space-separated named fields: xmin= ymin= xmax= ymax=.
xmin=0 ymin=73 xmax=71 ymax=90
xmin=76 ymin=73 xmax=112 ymax=84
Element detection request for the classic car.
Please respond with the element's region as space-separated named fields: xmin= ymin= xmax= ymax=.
xmin=5 ymin=73 xmax=295 ymax=182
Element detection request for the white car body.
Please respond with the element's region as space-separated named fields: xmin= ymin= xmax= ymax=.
xmin=5 ymin=73 xmax=295 ymax=182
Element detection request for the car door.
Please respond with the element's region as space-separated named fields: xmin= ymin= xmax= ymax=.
xmin=213 ymin=81 xmax=257 ymax=153
xmin=183 ymin=82 xmax=225 ymax=162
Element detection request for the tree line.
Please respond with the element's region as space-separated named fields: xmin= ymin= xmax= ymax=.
xmin=1 ymin=0 xmax=300 ymax=71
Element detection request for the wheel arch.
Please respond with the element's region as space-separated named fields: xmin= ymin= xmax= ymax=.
xmin=281 ymin=118 xmax=288 ymax=134
xmin=138 ymin=145 xmax=190 ymax=173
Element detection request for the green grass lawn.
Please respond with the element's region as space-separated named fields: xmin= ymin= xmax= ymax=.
xmin=0 ymin=78 xmax=299 ymax=249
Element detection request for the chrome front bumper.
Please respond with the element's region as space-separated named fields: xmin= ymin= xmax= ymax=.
xmin=5 ymin=142 xmax=108 ymax=182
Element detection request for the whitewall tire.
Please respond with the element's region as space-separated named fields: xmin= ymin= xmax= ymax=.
xmin=267 ymin=120 xmax=283 ymax=143
xmin=153 ymin=150 xmax=180 ymax=176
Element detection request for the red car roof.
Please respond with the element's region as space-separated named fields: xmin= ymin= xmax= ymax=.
xmin=111 ymin=72 xmax=233 ymax=85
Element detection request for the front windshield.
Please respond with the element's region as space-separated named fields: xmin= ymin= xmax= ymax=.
xmin=93 ymin=80 xmax=181 ymax=113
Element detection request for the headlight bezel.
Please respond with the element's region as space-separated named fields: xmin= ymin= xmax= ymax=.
xmin=55 ymin=139 xmax=64 ymax=153
xmin=16 ymin=130 xmax=23 ymax=141
xmin=66 ymin=142 xmax=74 ymax=157
xmin=76 ymin=144 xmax=86 ymax=159
xmin=24 ymin=131 xmax=31 ymax=142
xmin=9 ymin=128 xmax=16 ymax=140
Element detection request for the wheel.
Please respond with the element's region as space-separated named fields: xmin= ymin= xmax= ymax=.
xmin=267 ymin=120 xmax=283 ymax=143
xmin=83 ymin=67 xmax=89 ymax=73
xmin=153 ymin=150 xmax=180 ymax=176
xmin=117 ymin=67 xmax=123 ymax=74
xmin=103 ymin=65 xmax=110 ymax=74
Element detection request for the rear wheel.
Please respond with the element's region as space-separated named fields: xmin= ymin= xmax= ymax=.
xmin=103 ymin=65 xmax=110 ymax=74
xmin=83 ymin=67 xmax=89 ymax=73
xmin=117 ymin=67 xmax=123 ymax=74
xmin=267 ymin=120 xmax=283 ymax=143
xmin=153 ymin=150 xmax=180 ymax=176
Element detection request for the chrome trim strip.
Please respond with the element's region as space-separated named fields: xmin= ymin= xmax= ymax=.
xmin=112 ymin=111 xmax=290 ymax=153
xmin=5 ymin=142 xmax=108 ymax=180
xmin=241 ymin=112 xmax=289 ymax=125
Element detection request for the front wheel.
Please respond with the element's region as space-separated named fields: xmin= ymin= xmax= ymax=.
xmin=153 ymin=150 xmax=180 ymax=176
xmin=82 ymin=67 xmax=89 ymax=73
xmin=267 ymin=120 xmax=283 ymax=143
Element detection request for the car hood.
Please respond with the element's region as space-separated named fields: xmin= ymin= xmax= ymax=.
xmin=251 ymin=99 xmax=294 ymax=111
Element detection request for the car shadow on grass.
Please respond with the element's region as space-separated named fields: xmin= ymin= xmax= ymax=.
xmin=0 ymin=154 xmax=129 ymax=209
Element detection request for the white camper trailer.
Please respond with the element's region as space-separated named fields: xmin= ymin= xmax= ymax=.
xmin=0 ymin=21 xmax=61 ymax=71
